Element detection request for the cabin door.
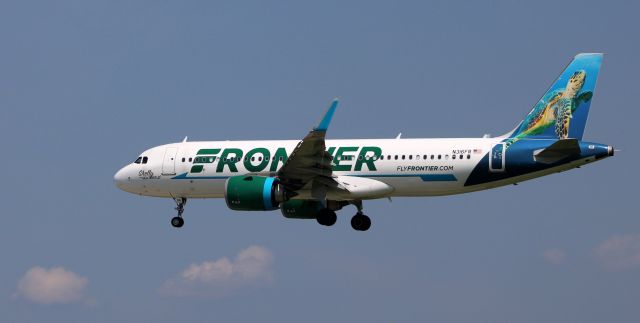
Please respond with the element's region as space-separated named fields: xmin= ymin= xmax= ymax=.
xmin=489 ymin=143 xmax=505 ymax=172
xmin=162 ymin=147 xmax=178 ymax=175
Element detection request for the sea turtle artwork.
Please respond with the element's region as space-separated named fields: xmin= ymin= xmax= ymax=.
xmin=505 ymin=70 xmax=593 ymax=148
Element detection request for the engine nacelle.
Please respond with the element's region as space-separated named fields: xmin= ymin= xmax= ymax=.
xmin=224 ymin=175 xmax=288 ymax=211
xmin=280 ymin=200 xmax=324 ymax=219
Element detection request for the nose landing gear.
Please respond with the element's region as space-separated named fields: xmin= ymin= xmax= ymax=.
xmin=171 ymin=197 xmax=187 ymax=228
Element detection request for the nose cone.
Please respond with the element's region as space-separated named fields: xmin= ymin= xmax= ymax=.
xmin=114 ymin=166 xmax=130 ymax=190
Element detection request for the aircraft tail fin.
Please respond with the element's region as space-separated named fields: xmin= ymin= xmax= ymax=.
xmin=505 ymin=53 xmax=603 ymax=144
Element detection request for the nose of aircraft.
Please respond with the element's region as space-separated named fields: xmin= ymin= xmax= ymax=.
xmin=114 ymin=166 xmax=130 ymax=190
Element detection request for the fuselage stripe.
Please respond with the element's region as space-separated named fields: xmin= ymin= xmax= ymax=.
xmin=171 ymin=173 xmax=457 ymax=182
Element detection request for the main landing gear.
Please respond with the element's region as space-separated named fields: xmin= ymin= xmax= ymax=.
xmin=350 ymin=200 xmax=371 ymax=231
xmin=171 ymin=197 xmax=187 ymax=228
xmin=316 ymin=208 xmax=337 ymax=226
xmin=315 ymin=200 xmax=372 ymax=231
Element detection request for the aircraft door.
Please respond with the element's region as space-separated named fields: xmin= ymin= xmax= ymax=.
xmin=489 ymin=143 xmax=505 ymax=172
xmin=162 ymin=147 xmax=178 ymax=175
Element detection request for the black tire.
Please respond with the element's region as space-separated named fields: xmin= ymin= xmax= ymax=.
xmin=316 ymin=209 xmax=337 ymax=226
xmin=171 ymin=216 xmax=184 ymax=228
xmin=351 ymin=214 xmax=371 ymax=231
xmin=360 ymin=214 xmax=371 ymax=231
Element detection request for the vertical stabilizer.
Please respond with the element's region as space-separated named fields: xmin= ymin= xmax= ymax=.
xmin=506 ymin=53 xmax=603 ymax=146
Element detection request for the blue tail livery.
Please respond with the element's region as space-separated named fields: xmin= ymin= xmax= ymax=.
xmin=506 ymin=53 xmax=603 ymax=147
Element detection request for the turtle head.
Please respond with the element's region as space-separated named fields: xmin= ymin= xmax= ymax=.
xmin=565 ymin=70 xmax=586 ymax=97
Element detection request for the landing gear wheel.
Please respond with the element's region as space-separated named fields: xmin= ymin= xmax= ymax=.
xmin=171 ymin=197 xmax=187 ymax=228
xmin=351 ymin=213 xmax=371 ymax=231
xmin=171 ymin=216 xmax=184 ymax=228
xmin=316 ymin=208 xmax=337 ymax=226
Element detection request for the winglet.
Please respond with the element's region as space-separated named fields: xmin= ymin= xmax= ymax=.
xmin=313 ymin=98 xmax=339 ymax=131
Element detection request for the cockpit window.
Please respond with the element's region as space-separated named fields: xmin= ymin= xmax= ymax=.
xmin=134 ymin=157 xmax=142 ymax=164
xmin=142 ymin=156 xmax=148 ymax=164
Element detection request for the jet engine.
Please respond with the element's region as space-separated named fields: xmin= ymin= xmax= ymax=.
xmin=224 ymin=176 xmax=289 ymax=211
xmin=280 ymin=200 xmax=325 ymax=219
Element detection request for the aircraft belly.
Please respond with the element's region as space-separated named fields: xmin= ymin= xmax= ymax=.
xmin=162 ymin=178 xmax=226 ymax=198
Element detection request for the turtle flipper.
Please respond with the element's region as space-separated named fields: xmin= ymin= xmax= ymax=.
xmin=577 ymin=91 xmax=593 ymax=103
xmin=570 ymin=91 xmax=593 ymax=113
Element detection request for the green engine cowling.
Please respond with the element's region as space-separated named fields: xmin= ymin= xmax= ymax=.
xmin=224 ymin=175 xmax=288 ymax=211
xmin=280 ymin=200 xmax=324 ymax=219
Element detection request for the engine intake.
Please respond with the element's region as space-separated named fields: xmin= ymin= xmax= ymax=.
xmin=224 ymin=176 xmax=288 ymax=211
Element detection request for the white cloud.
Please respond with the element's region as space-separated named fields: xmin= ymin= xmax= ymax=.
xmin=594 ymin=234 xmax=640 ymax=270
xmin=542 ymin=249 xmax=566 ymax=265
xmin=160 ymin=245 xmax=274 ymax=298
xmin=16 ymin=267 xmax=88 ymax=304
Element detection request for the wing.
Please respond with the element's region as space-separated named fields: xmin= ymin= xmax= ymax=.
xmin=277 ymin=99 xmax=339 ymax=192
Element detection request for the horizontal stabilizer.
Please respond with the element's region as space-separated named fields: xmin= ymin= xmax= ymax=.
xmin=533 ymin=139 xmax=580 ymax=164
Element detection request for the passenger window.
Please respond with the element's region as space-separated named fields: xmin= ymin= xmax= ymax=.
xmin=402 ymin=155 xmax=405 ymax=160
xmin=181 ymin=158 xmax=185 ymax=162
xmin=189 ymin=157 xmax=193 ymax=162
xmin=452 ymin=155 xmax=456 ymax=159
xmin=258 ymin=157 xmax=262 ymax=161
xmin=467 ymin=155 xmax=471 ymax=159
xmin=394 ymin=155 xmax=398 ymax=160
xmin=423 ymin=155 xmax=427 ymax=160
xmin=431 ymin=155 xmax=435 ymax=160
xmin=445 ymin=155 xmax=449 ymax=160
xmin=460 ymin=154 xmax=464 ymax=159
xmin=387 ymin=155 xmax=391 ymax=160
xmin=251 ymin=157 xmax=255 ymax=162
xmin=134 ymin=157 xmax=142 ymax=164
xmin=142 ymin=157 xmax=148 ymax=164
xmin=358 ymin=155 xmax=363 ymax=160
xmin=409 ymin=155 xmax=413 ymax=160
xmin=380 ymin=155 xmax=384 ymax=160
xmin=438 ymin=155 xmax=441 ymax=160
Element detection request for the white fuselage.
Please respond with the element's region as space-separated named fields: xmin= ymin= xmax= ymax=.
xmin=113 ymin=137 xmax=599 ymax=199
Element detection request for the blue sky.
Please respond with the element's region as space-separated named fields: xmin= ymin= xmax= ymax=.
xmin=1 ymin=0 xmax=638 ymax=322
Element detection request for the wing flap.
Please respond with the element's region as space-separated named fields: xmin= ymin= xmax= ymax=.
xmin=328 ymin=176 xmax=394 ymax=200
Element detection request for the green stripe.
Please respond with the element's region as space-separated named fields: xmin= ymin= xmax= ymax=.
xmin=190 ymin=165 xmax=204 ymax=173
xmin=197 ymin=149 xmax=221 ymax=155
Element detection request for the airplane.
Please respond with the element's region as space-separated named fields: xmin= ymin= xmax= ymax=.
xmin=114 ymin=53 xmax=614 ymax=231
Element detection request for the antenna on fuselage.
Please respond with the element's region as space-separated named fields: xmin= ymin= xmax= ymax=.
xmin=395 ymin=133 xmax=402 ymax=139
xmin=182 ymin=136 xmax=188 ymax=142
